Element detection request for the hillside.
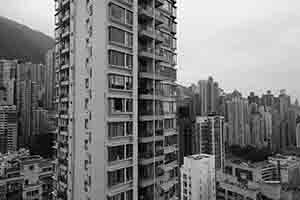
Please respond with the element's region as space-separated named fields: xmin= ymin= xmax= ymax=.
xmin=0 ymin=16 xmax=54 ymax=64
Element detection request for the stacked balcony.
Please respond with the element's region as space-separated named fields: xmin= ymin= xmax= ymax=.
xmin=138 ymin=0 xmax=178 ymax=199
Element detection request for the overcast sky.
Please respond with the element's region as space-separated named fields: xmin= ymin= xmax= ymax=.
xmin=1 ymin=0 xmax=300 ymax=100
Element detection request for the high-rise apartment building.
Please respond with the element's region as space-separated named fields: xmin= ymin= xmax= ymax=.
xmin=0 ymin=105 xmax=17 ymax=153
xmin=181 ymin=154 xmax=216 ymax=200
xmin=45 ymin=49 xmax=56 ymax=110
xmin=196 ymin=77 xmax=220 ymax=116
xmin=195 ymin=115 xmax=225 ymax=171
xmin=226 ymin=90 xmax=250 ymax=146
xmin=0 ymin=60 xmax=17 ymax=105
xmin=16 ymin=80 xmax=38 ymax=148
xmin=54 ymin=0 xmax=178 ymax=200
xmin=261 ymin=90 xmax=274 ymax=107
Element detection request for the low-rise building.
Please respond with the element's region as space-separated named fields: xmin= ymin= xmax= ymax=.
xmin=217 ymin=155 xmax=300 ymax=200
xmin=0 ymin=149 xmax=53 ymax=200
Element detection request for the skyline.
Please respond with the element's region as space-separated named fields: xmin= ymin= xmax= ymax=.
xmin=1 ymin=0 xmax=300 ymax=100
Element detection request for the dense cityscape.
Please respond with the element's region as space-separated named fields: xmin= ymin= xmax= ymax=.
xmin=0 ymin=0 xmax=299 ymax=200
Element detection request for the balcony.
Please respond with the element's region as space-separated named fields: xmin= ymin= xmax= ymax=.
xmin=171 ymin=22 xmax=177 ymax=35
xmin=155 ymin=0 xmax=164 ymax=8
xmin=117 ymin=0 xmax=133 ymax=6
xmin=61 ymin=27 xmax=70 ymax=38
xmin=61 ymin=44 xmax=70 ymax=54
xmin=171 ymin=6 xmax=177 ymax=19
xmin=139 ymin=47 xmax=154 ymax=59
xmin=62 ymin=0 xmax=70 ymax=7
xmin=55 ymin=0 xmax=62 ymax=12
xmin=155 ymin=11 xmax=164 ymax=25
xmin=139 ymin=25 xmax=154 ymax=40
xmin=138 ymin=6 xmax=154 ymax=20
xmin=62 ymin=11 xmax=70 ymax=23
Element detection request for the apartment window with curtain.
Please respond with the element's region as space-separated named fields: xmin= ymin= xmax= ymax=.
xmin=108 ymin=74 xmax=132 ymax=90
xmin=108 ymin=145 xmax=125 ymax=162
xmin=108 ymin=50 xmax=133 ymax=69
xmin=126 ymin=167 xmax=133 ymax=181
xmin=108 ymin=169 xmax=125 ymax=186
xmin=126 ymin=144 xmax=133 ymax=158
xmin=108 ymin=122 xmax=125 ymax=138
xmin=109 ymin=98 xmax=133 ymax=113
xmin=126 ymin=122 xmax=133 ymax=136
xmin=109 ymin=50 xmax=125 ymax=67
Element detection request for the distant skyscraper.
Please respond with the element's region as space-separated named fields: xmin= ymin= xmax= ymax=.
xmin=16 ymin=80 xmax=38 ymax=148
xmin=296 ymin=119 xmax=300 ymax=148
xmin=248 ymin=91 xmax=260 ymax=105
xmin=279 ymin=89 xmax=291 ymax=120
xmin=17 ymin=62 xmax=46 ymax=105
xmin=195 ymin=115 xmax=225 ymax=170
xmin=0 ymin=60 xmax=17 ymax=105
xmin=196 ymin=76 xmax=220 ymax=116
xmin=0 ymin=105 xmax=17 ymax=153
xmin=45 ymin=48 xmax=55 ymax=110
xmin=177 ymin=85 xmax=195 ymax=165
xmin=226 ymin=91 xmax=250 ymax=146
xmin=181 ymin=154 xmax=216 ymax=200
xmin=262 ymin=90 xmax=275 ymax=107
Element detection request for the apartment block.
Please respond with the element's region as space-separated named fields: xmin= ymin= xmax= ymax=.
xmin=180 ymin=154 xmax=216 ymax=200
xmin=195 ymin=115 xmax=225 ymax=171
xmin=0 ymin=60 xmax=17 ymax=105
xmin=54 ymin=0 xmax=177 ymax=200
xmin=0 ymin=105 xmax=17 ymax=153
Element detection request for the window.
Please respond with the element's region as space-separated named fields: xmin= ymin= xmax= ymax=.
xmin=109 ymin=27 xmax=133 ymax=47
xmin=109 ymin=4 xmax=133 ymax=26
xmin=108 ymin=74 xmax=132 ymax=90
xmin=110 ymin=4 xmax=125 ymax=24
xmin=108 ymin=146 xmax=125 ymax=162
xmin=126 ymin=144 xmax=133 ymax=158
xmin=126 ymin=11 xmax=133 ymax=25
xmin=126 ymin=122 xmax=133 ymax=135
xmin=108 ymin=122 xmax=125 ymax=137
xmin=109 ymin=50 xmax=133 ymax=69
xmin=126 ymin=54 xmax=133 ymax=68
xmin=109 ymin=50 xmax=125 ymax=67
xmin=108 ymin=193 xmax=125 ymax=200
xmin=109 ymin=98 xmax=133 ymax=113
xmin=126 ymin=167 xmax=133 ymax=181
xmin=109 ymin=74 xmax=125 ymax=89
xmin=126 ymin=99 xmax=133 ymax=112
xmin=108 ymin=169 xmax=125 ymax=186
xmin=126 ymin=190 xmax=133 ymax=200
xmin=110 ymin=98 xmax=124 ymax=112
xmin=109 ymin=27 xmax=125 ymax=44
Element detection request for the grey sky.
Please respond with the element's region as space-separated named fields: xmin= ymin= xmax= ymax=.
xmin=1 ymin=0 xmax=300 ymax=100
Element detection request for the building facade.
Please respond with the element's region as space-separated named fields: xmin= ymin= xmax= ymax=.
xmin=0 ymin=105 xmax=17 ymax=153
xmin=0 ymin=60 xmax=17 ymax=105
xmin=45 ymin=49 xmax=56 ymax=110
xmin=226 ymin=91 xmax=250 ymax=146
xmin=54 ymin=0 xmax=178 ymax=200
xmin=181 ymin=154 xmax=216 ymax=200
xmin=195 ymin=115 xmax=225 ymax=171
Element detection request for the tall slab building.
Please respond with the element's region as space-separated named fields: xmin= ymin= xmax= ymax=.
xmin=54 ymin=0 xmax=178 ymax=200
